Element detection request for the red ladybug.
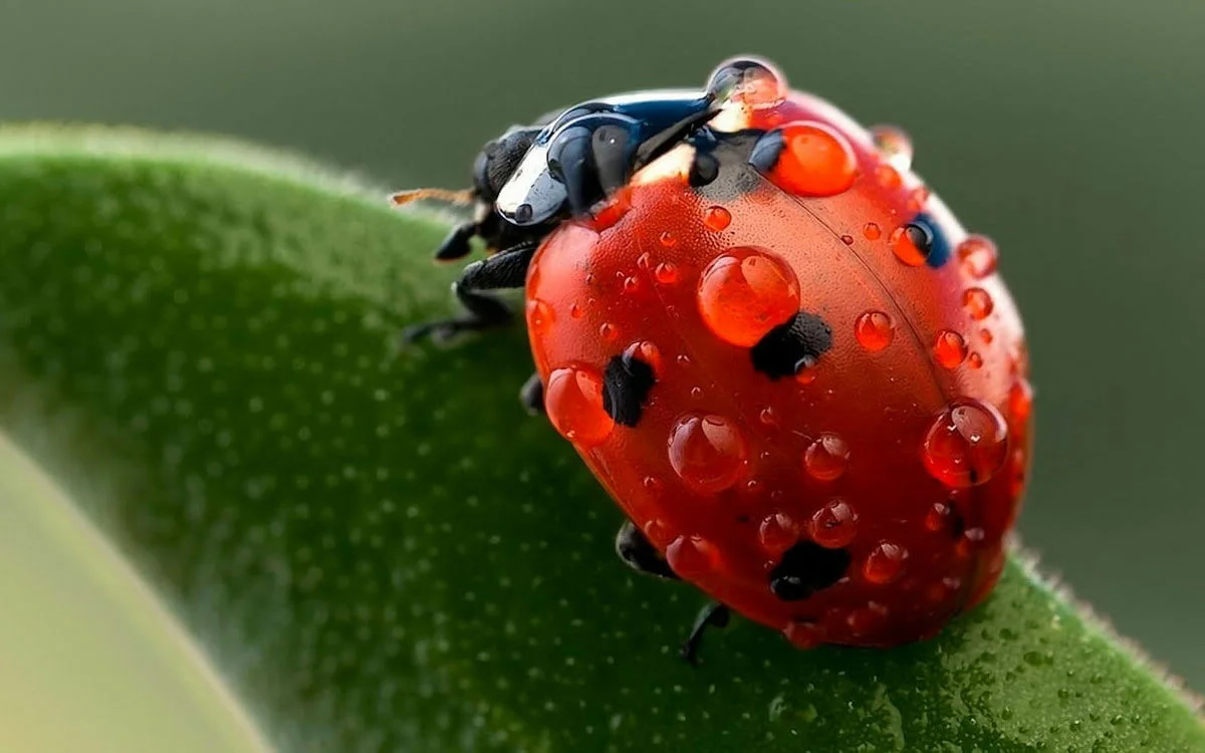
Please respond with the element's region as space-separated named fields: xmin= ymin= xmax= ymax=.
xmin=401 ymin=57 xmax=1032 ymax=661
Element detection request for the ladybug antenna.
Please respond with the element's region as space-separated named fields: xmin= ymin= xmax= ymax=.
xmin=389 ymin=187 xmax=475 ymax=207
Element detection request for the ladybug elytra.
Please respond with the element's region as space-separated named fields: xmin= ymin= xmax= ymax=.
xmin=400 ymin=57 xmax=1032 ymax=662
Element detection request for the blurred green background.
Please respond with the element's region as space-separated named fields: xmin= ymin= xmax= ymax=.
xmin=1 ymin=0 xmax=1201 ymax=737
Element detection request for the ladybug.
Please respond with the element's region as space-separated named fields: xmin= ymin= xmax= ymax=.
xmin=401 ymin=57 xmax=1033 ymax=662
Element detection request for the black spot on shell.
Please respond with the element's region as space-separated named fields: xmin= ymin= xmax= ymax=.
xmin=602 ymin=352 xmax=655 ymax=427
xmin=770 ymin=541 xmax=851 ymax=601
xmin=750 ymin=311 xmax=833 ymax=379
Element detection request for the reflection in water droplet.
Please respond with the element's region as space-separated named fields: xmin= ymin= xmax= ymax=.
xmin=922 ymin=398 xmax=1009 ymax=487
xmin=855 ymin=310 xmax=894 ymax=352
xmin=706 ymin=57 xmax=788 ymax=110
xmin=809 ymin=499 xmax=858 ymax=548
xmin=697 ymin=247 xmax=800 ymax=346
xmin=545 ymin=365 xmax=614 ymax=447
xmin=958 ymin=235 xmax=998 ymax=279
xmin=668 ymin=414 xmax=748 ymax=493
xmin=933 ymin=330 xmax=968 ymax=369
xmin=804 ymin=433 xmax=850 ymax=481
xmin=890 ymin=222 xmax=934 ymax=267
xmin=654 ymin=261 xmax=680 ymax=286
xmin=703 ymin=205 xmax=732 ymax=231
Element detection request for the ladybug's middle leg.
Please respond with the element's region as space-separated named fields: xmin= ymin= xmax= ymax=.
xmin=403 ymin=239 xmax=538 ymax=344
xmin=680 ymin=602 xmax=731 ymax=666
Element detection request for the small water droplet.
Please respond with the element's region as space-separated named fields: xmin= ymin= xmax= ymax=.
xmin=622 ymin=276 xmax=642 ymax=295
xmin=980 ymin=327 xmax=994 ymax=344
xmin=643 ymin=518 xmax=672 ymax=547
xmin=654 ymin=261 xmax=680 ymax=286
xmin=545 ymin=365 xmax=614 ymax=447
xmin=968 ymin=351 xmax=983 ymax=369
xmin=874 ymin=163 xmax=901 ymax=188
xmin=758 ymin=511 xmax=801 ymax=555
xmin=924 ymin=501 xmax=952 ymax=533
xmin=624 ymin=340 xmax=663 ymax=376
xmin=922 ymin=398 xmax=1009 ymax=488
xmin=689 ymin=386 xmax=704 ymax=400
xmin=804 ymin=433 xmax=850 ymax=481
xmin=636 ymin=251 xmax=652 ymax=271
xmin=665 ymin=535 xmax=720 ymax=578
xmin=1009 ymin=379 xmax=1034 ymax=427
xmin=703 ymin=205 xmax=732 ymax=231
xmin=784 ymin=620 xmax=823 ymax=648
xmin=907 ymin=186 xmax=930 ymax=211
xmin=659 ymin=230 xmax=678 ymax=248
xmin=933 ymin=330 xmax=968 ymax=369
xmin=863 ymin=541 xmax=908 ymax=584
xmin=855 ymin=310 xmax=894 ymax=352
xmin=840 ymin=234 xmax=854 ymax=245
xmin=599 ymin=322 xmax=619 ymax=342
xmin=809 ymin=499 xmax=858 ymax=548
xmin=957 ymin=235 xmax=998 ymax=279
xmin=863 ymin=222 xmax=881 ymax=240
xmin=962 ymin=287 xmax=994 ymax=320
xmin=570 ymin=302 xmax=584 ymax=319
xmin=676 ymin=353 xmax=692 ymax=367
xmin=525 ymin=299 xmax=554 ymax=335
xmin=767 ymin=121 xmax=858 ymax=197
xmin=668 ymin=414 xmax=748 ymax=493
xmin=758 ymin=406 xmax=778 ymax=427
xmin=697 ymin=247 xmax=800 ymax=347
xmin=870 ymin=124 xmax=914 ymax=171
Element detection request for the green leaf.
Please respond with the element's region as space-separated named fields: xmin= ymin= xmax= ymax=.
xmin=0 ymin=125 xmax=1201 ymax=753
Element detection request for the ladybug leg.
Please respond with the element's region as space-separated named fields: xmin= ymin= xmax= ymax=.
xmin=402 ymin=240 xmax=538 ymax=344
xmin=519 ymin=371 xmax=544 ymax=415
xmin=432 ymin=221 xmax=478 ymax=262
xmin=614 ymin=520 xmax=678 ymax=580
xmin=680 ymin=602 xmax=731 ymax=666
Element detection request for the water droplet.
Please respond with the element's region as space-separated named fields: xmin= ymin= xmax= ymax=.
xmin=697 ymin=247 xmax=800 ymax=346
xmin=758 ymin=512 xmax=801 ymax=555
xmin=599 ymin=322 xmax=619 ymax=342
xmin=847 ymin=601 xmax=888 ymax=635
xmin=591 ymin=189 xmax=631 ymax=230
xmin=924 ymin=501 xmax=953 ymax=533
xmin=968 ymin=352 xmax=983 ymax=369
xmin=636 ymin=251 xmax=652 ymax=270
xmin=525 ymin=299 xmax=554 ymax=335
xmin=804 ymin=433 xmax=850 ymax=481
xmin=980 ymin=327 xmax=994 ymax=344
xmin=758 ymin=406 xmax=778 ymax=427
xmin=809 ymin=499 xmax=858 ymax=548
xmin=840 ymin=234 xmax=854 ymax=245
xmin=870 ymin=125 xmax=913 ymax=171
xmin=863 ymin=222 xmax=882 ymax=240
xmin=863 ymin=541 xmax=908 ymax=584
xmin=545 ymin=365 xmax=614 ymax=447
xmin=957 ymin=235 xmax=998 ymax=279
xmin=874 ymin=163 xmax=901 ymax=188
xmin=890 ymin=222 xmax=934 ymax=266
xmin=689 ymin=386 xmax=704 ymax=400
xmin=922 ymin=398 xmax=1009 ymax=487
xmin=668 ymin=414 xmax=748 ymax=493
xmin=768 ymin=122 xmax=858 ymax=197
xmin=666 ymin=535 xmax=719 ymax=578
xmin=784 ymin=620 xmax=823 ymax=649
xmin=1009 ymin=379 xmax=1034 ymax=426
xmin=963 ymin=287 xmax=994 ymax=320
xmin=653 ymin=261 xmax=680 ymax=286
xmin=703 ymin=205 xmax=732 ymax=231
xmin=642 ymin=475 xmax=660 ymax=491
xmin=907 ymin=186 xmax=930 ymax=211
xmin=643 ymin=518 xmax=672 ymax=547
xmin=622 ymin=276 xmax=642 ymax=295
xmin=933 ymin=330 xmax=968 ymax=369
xmin=570 ymin=302 xmax=584 ymax=319
xmin=795 ymin=358 xmax=819 ymax=385
xmin=855 ymin=310 xmax=894 ymax=352
xmin=676 ymin=353 xmax=692 ymax=367
xmin=659 ymin=230 xmax=678 ymax=248
xmin=707 ymin=57 xmax=788 ymax=110
xmin=624 ymin=340 xmax=663 ymax=376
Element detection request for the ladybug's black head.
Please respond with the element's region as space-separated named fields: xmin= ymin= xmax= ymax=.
xmin=471 ymin=126 xmax=542 ymax=206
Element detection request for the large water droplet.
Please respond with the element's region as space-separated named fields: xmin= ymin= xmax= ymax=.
xmin=697 ymin=247 xmax=800 ymax=347
xmin=758 ymin=511 xmax=802 ymax=556
xmin=804 ymin=433 xmax=850 ymax=481
xmin=545 ymin=365 xmax=614 ymax=447
xmin=855 ymin=310 xmax=894 ymax=352
xmin=668 ymin=414 xmax=748 ymax=493
xmin=769 ymin=122 xmax=858 ymax=197
xmin=706 ymin=57 xmax=788 ymax=110
xmin=933 ymin=330 xmax=968 ymax=369
xmin=922 ymin=398 xmax=1009 ymax=487
xmin=703 ymin=205 xmax=732 ymax=231
xmin=890 ymin=222 xmax=934 ymax=267
xmin=809 ymin=499 xmax=858 ymax=548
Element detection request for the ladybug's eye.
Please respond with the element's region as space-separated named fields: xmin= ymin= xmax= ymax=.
xmin=889 ymin=213 xmax=950 ymax=268
xmin=705 ymin=57 xmax=788 ymax=110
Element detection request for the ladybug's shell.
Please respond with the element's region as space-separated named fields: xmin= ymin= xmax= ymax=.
xmin=525 ymin=91 xmax=1031 ymax=648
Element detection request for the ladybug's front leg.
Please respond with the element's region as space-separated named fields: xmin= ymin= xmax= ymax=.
xmin=403 ymin=239 xmax=538 ymax=344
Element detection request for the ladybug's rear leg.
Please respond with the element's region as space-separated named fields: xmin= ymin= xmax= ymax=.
xmin=403 ymin=240 xmax=538 ymax=344
xmin=614 ymin=520 xmax=678 ymax=580
xmin=519 ymin=372 xmax=544 ymax=414
xmin=681 ymin=602 xmax=731 ymax=665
